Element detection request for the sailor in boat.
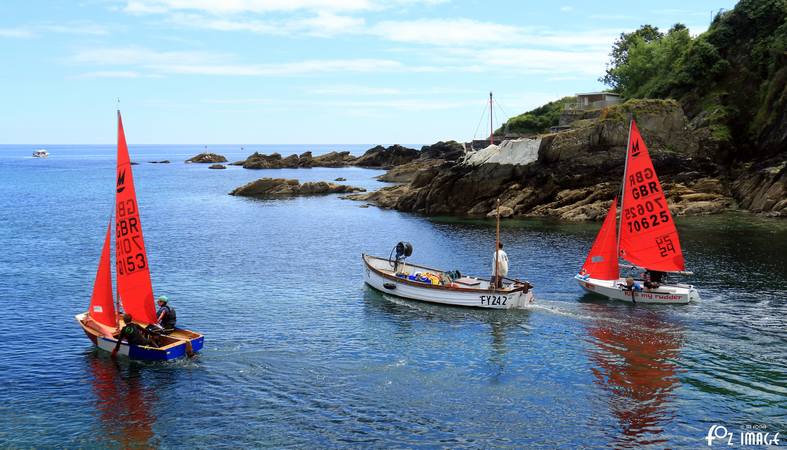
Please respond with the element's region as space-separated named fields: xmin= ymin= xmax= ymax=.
xmin=620 ymin=276 xmax=643 ymax=292
xmin=642 ymin=270 xmax=664 ymax=290
xmin=491 ymin=242 xmax=509 ymax=289
xmin=154 ymin=296 xmax=176 ymax=333
xmin=111 ymin=313 xmax=160 ymax=358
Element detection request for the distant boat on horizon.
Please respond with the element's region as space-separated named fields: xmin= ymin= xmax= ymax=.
xmin=32 ymin=149 xmax=48 ymax=158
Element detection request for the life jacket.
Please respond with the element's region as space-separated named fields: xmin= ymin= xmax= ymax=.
xmin=161 ymin=305 xmax=177 ymax=328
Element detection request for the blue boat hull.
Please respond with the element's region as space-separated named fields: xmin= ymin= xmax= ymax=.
xmin=77 ymin=313 xmax=204 ymax=361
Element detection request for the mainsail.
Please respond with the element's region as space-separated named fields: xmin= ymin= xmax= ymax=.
xmin=88 ymin=218 xmax=116 ymax=328
xmin=581 ymin=198 xmax=620 ymax=280
xmin=115 ymin=112 xmax=158 ymax=324
xmin=618 ymin=121 xmax=685 ymax=272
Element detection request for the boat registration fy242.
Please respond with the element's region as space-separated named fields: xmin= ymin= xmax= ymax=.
xmin=480 ymin=295 xmax=508 ymax=306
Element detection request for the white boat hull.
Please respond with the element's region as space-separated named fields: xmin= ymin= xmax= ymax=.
xmin=574 ymin=274 xmax=700 ymax=304
xmin=363 ymin=254 xmax=534 ymax=309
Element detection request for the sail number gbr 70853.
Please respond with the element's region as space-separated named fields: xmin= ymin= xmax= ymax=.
xmin=116 ymin=198 xmax=147 ymax=275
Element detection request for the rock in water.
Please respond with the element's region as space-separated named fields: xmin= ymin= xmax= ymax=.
xmin=230 ymin=178 xmax=366 ymax=197
xmin=149 ymin=160 xmax=171 ymax=164
xmin=334 ymin=177 xmax=347 ymax=181
xmin=186 ymin=152 xmax=228 ymax=163
xmin=209 ymin=164 xmax=227 ymax=170
xmin=353 ymin=145 xmax=418 ymax=168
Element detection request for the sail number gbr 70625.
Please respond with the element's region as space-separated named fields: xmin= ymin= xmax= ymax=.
xmin=116 ymin=198 xmax=147 ymax=275
xmin=624 ymin=169 xmax=670 ymax=233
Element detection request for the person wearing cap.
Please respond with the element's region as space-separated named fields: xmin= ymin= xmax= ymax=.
xmin=155 ymin=296 xmax=177 ymax=332
xmin=111 ymin=313 xmax=157 ymax=358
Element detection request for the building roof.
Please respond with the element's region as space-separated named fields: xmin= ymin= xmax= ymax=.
xmin=575 ymin=92 xmax=621 ymax=97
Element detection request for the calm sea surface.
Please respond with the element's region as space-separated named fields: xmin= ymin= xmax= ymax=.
xmin=0 ymin=144 xmax=785 ymax=449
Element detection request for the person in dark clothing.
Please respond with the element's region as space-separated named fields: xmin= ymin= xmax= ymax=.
xmin=643 ymin=270 xmax=665 ymax=289
xmin=155 ymin=296 xmax=176 ymax=332
xmin=111 ymin=313 xmax=158 ymax=358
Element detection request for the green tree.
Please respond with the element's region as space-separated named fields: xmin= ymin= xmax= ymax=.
xmin=600 ymin=25 xmax=663 ymax=91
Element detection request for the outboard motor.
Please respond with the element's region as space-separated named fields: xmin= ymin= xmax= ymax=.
xmin=389 ymin=241 xmax=413 ymax=272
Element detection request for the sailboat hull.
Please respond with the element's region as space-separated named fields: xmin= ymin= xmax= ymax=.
xmin=575 ymin=274 xmax=699 ymax=304
xmin=75 ymin=313 xmax=204 ymax=361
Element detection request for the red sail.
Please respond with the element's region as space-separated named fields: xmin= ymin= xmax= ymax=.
xmin=581 ymin=198 xmax=620 ymax=280
xmin=618 ymin=120 xmax=685 ymax=272
xmin=115 ymin=112 xmax=157 ymax=324
xmin=88 ymin=218 xmax=116 ymax=328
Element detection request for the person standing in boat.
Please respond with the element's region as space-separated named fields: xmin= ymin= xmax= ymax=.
xmin=491 ymin=242 xmax=509 ymax=288
xmin=155 ymin=296 xmax=176 ymax=332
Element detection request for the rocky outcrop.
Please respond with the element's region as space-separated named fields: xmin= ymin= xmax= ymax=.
xmin=234 ymin=145 xmax=424 ymax=170
xmin=209 ymin=164 xmax=227 ymax=170
xmin=238 ymin=150 xmax=356 ymax=169
xmin=732 ymin=161 xmax=787 ymax=216
xmin=418 ymin=140 xmax=464 ymax=161
xmin=376 ymin=159 xmax=445 ymax=183
xmin=149 ymin=160 xmax=170 ymax=164
xmin=352 ymin=145 xmax=418 ymax=168
xmin=313 ymin=151 xmax=356 ymax=167
xmin=230 ymin=178 xmax=365 ymax=198
xmin=186 ymin=153 xmax=227 ymax=163
xmin=346 ymin=100 xmax=758 ymax=220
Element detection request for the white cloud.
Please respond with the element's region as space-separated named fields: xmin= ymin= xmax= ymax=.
xmin=72 ymin=47 xmax=228 ymax=66
xmin=78 ymin=70 xmax=146 ymax=78
xmin=308 ymin=85 xmax=401 ymax=95
xmin=0 ymin=28 xmax=34 ymax=38
xmin=0 ymin=22 xmax=110 ymax=38
xmin=371 ymin=18 xmax=520 ymax=46
xmin=39 ymin=23 xmax=110 ymax=36
xmin=124 ymin=0 xmax=375 ymax=14
xmin=560 ymin=6 xmax=574 ymax=12
xmin=167 ymin=11 xmax=365 ymax=36
xmin=71 ymin=46 xmax=404 ymax=76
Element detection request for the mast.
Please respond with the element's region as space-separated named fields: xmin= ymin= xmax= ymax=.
xmin=616 ymin=118 xmax=633 ymax=260
xmin=494 ymin=198 xmax=500 ymax=290
xmin=489 ymin=92 xmax=494 ymax=146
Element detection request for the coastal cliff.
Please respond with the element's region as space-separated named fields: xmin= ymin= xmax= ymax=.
xmin=349 ymin=98 xmax=783 ymax=219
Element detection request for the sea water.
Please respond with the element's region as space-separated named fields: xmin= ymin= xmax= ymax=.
xmin=0 ymin=145 xmax=785 ymax=448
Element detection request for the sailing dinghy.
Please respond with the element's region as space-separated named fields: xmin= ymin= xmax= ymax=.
xmin=575 ymin=120 xmax=700 ymax=304
xmin=76 ymin=112 xmax=204 ymax=360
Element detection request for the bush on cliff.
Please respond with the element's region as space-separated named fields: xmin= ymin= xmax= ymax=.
xmin=498 ymin=96 xmax=575 ymax=135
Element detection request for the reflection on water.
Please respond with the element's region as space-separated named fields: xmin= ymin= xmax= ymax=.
xmin=583 ymin=303 xmax=683 ymax=448
xmin=362 ymin=286 xmax=532 ymax=380
xmin=87 ymin=355 xmax=157 ymax=449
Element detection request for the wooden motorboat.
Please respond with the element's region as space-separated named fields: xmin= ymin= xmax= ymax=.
xmin=363 ymin=253 xmax=534 ymax=309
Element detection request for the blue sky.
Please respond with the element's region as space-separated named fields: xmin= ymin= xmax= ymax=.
xmin=0 ymin=0 xmax=736 ymax=144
